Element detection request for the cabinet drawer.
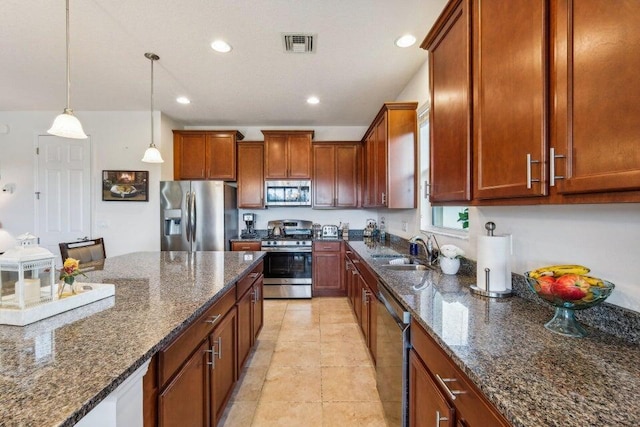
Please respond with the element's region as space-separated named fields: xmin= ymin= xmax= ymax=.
xmin=410 ymin=319 xmax=509 ymax=427
xmin=236 ymin=261 xmax=264 ymax=297
xmin=159 ymin=286 xmax=237 ymax=387
xmin=313 ymin=241 xmax=342 ymax=252
xmin=231 ymin=241 xmax=261 ymax=251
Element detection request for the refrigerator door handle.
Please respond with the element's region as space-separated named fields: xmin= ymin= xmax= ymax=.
xmin=191 ymin=191 xmax=197 ymax=247
xmin=185 ymin=191 xmax=192 ymax=242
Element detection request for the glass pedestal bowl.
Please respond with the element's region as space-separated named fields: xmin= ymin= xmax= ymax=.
xmin=524 ymin=272 xmax=614 ymax=338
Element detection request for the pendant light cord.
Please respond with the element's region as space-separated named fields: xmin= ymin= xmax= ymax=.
xmin=150 ymin=56 xmax=155 ymax=148
xmin=65 ymin=0 xmax=71 ymax=110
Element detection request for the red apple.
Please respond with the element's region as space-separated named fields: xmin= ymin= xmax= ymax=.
xmin=551 ymin=274 xmax=589 ymax=300
xmin=537 ymin=276 xmax=555 ymax=295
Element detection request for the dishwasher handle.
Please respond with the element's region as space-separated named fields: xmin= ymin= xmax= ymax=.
xmin=378 ymin=282 xmax=410 ymax=328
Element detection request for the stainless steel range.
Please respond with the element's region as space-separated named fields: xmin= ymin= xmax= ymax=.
xmin=261 ymin=220 xmax=313 ymax=299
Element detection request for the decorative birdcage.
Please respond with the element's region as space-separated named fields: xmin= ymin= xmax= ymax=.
xmin=0 ymin=233 xmax=56 ymax=310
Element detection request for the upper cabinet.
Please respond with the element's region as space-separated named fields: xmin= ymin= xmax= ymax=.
xmin=173 ymin=130 xmax=244 ymax=181
xmin=262 ymin=130 xmax=314 ymax=179
xmin=421 ymin=0 xmax=472 ymax=203
xmin=312 ymin=142 xmax=361 ymax=208
xmin=362 ymin=102 xmax=418 ymax=209
xmin=423 ymin=0 xmax=640 ymax=205
xmin=472 ymin=0 xmax=548 ymax=200
xmin=237 ymin=142 xmax=265 ymax=209
xmin=552 ymin=0 xmax=640 ymax=197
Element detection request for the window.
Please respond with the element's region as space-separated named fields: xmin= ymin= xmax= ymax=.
xmin=418 ymin=108 xmax=468 ymax=233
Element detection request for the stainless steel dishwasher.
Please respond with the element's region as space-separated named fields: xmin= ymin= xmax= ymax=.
xmin=376 ymin=282 xmax=411 ymax=427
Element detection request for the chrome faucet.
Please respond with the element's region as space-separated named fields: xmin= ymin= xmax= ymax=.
xmin=409 ymin=234 xmax=441 ymax=265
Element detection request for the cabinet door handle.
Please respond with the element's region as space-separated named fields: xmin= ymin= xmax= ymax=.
xmin=435 ymin=374 xmax=466 ymax=400
xmin=526 ymin=153 xmax=541 ymax=189
xmin=214 ymin=337 xmax=222 ymax=360
xmin=381 ymin=192 xmax=387 ymax=204
xmin=205 ymin=348 xmax=215 ymax=369
xmin=204 ymin=314 xmax=221 ymax=325
xmin=549 ymin=147 xmax=566 ymax=187
xmin=436 ymin=410 xmax=449 ymax=426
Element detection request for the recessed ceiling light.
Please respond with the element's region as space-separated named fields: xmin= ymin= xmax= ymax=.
xmin=176 ymin=97 xmax=191 ymax=105
xmin=307 ymin=96 xmax=320 ymax=105
xmin=395 ymin=34 xmax=416 ymax=48
xmin=211 ymin=40 xmax=232 ymax=53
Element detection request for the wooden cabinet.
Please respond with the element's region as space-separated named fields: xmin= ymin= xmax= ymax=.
xmin=312 ymin=241 xmax=345 ymax=296
xmin=236 ymin=261 xmax=264 ymax=370
xmin=146 ymin=262 xmax=264 ymax=427
xmin=362 ymin=103 xmax=418 ymax=209
xmin=472 ymin=0 xmax=548 ymax=201
xmin=173 ymin=130 xmax=244 ymax=181
xmin=312 ymin=142 xmax=361 ymax=208
xmin=423 ymin=0 xmax=640 ymax=205
xmin=158 ymin=340 xmax=209 ymax=427
xmin=410 ymin=319 xmax=509 ymax=427
xmin=552 ymin=0 xmax=640 ymax=197
xmin=409 ymin=350 xmax=455 ymax=427
xmin=262 ymin=130 xmax=314 ymax=179
xmin=230 ymin=241 xmax=261 ymax=252
xmin=345 ymin=245 xmax=376 ymax=362
xmin=421 ymin=0 xmax=472 ymax=203
xmin=237 ymin=142 xmax=265 ymax=208
xmin=209 ymin=308 xmax=237 ymax=427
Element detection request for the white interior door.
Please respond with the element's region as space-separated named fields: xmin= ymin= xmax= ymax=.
xmin=36 ymin=135 xmax=91 ymax=265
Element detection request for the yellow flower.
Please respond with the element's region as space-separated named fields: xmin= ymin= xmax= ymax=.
xmin=63 ymin=258 xmax=80 ymax=274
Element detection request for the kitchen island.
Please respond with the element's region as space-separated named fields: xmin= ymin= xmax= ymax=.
xmin=0 ymin=250 xmax=265 ymax=426
xmin=347 ymin=241 xmax=640 ymax=427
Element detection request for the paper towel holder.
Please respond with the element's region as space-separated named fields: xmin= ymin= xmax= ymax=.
xmin=470 ymin=267 xmax=513 ymax=298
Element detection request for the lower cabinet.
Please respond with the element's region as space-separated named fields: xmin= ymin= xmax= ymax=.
xmin=230 ymin=241 xmax=261 ymax=251
xmin=209 ymin=309 xmax=237 ymax=426
xmin=312 ymin=241 xmax=345 ymax=296
xmin=409 ymin=350 xmax=455 ymax=427
xmin=345 ymin=245 xmax=376 ymax=363
xmin=410 ymin=319 xmax=510 ymax=427
xmin=158 ymin=340 xmax=209 ymax=426
xmin=145 ymin=262 xmax=264 ymax=427
xmin=237 ymin=267 xmax=264 ymax=370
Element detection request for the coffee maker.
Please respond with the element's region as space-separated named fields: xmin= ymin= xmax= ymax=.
xmin=242 ymin=213 xmax=256 ymax=237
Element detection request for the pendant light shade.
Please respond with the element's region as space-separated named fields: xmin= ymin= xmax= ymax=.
xmin=48 ymin=0 xmax=87 ymax=140
xmin=142 ymin=52 xmax=164 ymax=163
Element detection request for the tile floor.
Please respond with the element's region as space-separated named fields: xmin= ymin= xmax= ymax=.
xmin=219 ymin=297 xmax=387 ymax=426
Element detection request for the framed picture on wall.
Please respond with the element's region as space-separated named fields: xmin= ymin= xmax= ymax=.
xmin=102 ymin=170 xmax=149 ymax=202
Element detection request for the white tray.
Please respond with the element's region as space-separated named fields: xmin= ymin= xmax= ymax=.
xmin=0 ymin=283 xmax=115 ymax=326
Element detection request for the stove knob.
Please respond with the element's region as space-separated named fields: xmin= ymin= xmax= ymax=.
xmin=296 ymin=241 xmax=300 ymax=245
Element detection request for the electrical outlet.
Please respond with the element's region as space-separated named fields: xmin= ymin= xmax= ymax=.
xmin=402 ymin=221 xmax=408 ymax=232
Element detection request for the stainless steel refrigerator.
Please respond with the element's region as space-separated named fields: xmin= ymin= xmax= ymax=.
xmin=160 ymin=181 xmax=238 ymax=251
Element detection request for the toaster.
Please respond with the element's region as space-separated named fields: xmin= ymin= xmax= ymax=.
xmin=321 ymin=225 xmax=339 ymax=238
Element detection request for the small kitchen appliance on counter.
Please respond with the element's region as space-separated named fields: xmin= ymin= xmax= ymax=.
xmin=321 ymin=225 xmax=339 ymax=239
xmin=241 ymin=213 xmax=257 ymax=238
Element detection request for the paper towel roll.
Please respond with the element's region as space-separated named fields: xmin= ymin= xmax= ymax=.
xmin=476 ymin=235 xmax=511 ymax=292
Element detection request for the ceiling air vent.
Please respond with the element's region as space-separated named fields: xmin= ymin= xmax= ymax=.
xmin=282 ymin=33 xmax=316 ymax=53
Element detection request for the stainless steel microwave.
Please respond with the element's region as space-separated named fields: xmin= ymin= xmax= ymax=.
xmin=265 ymin=180 xmax=312 ymax=206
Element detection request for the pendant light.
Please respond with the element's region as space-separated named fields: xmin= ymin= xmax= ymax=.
xmin=48 ymin=0 xmax=87 ymax=139
xmin=141 ymin=52 xmax=164 ymax=163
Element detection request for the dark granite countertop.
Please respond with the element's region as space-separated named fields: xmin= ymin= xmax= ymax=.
xmin=347 ymin=241 xmax=640 ymax=427
xmin=0 ymin=251 xmax=266 ymax=426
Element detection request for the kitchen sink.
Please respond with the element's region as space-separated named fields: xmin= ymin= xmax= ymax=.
xmin=380 ymin=264 xmax=431 ymax=271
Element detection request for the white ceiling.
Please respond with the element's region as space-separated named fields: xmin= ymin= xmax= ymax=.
xmin=0 ymin=0 xmax=447 ymax=127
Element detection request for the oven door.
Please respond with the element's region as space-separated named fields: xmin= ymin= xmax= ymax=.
xmin=263 ymin=251 xmax=312 ymax=281
xmin=263 ymin=250 xmax=312 ymax=298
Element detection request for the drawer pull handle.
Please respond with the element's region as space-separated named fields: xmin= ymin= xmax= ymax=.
xmin=322 ymin=246 xmax=332 ymax=250
xmin=249 ymin=272 xmax=259 ymax=278
xmin=204 ymin=314 xmax=221 ymax=325
xmin=436 ymin=410 xmax=448 ymax=426
xmin=352 ymin=259 xmax=360 ymax=264
xmin=435 ymin=374 xmax=466 ymax=401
